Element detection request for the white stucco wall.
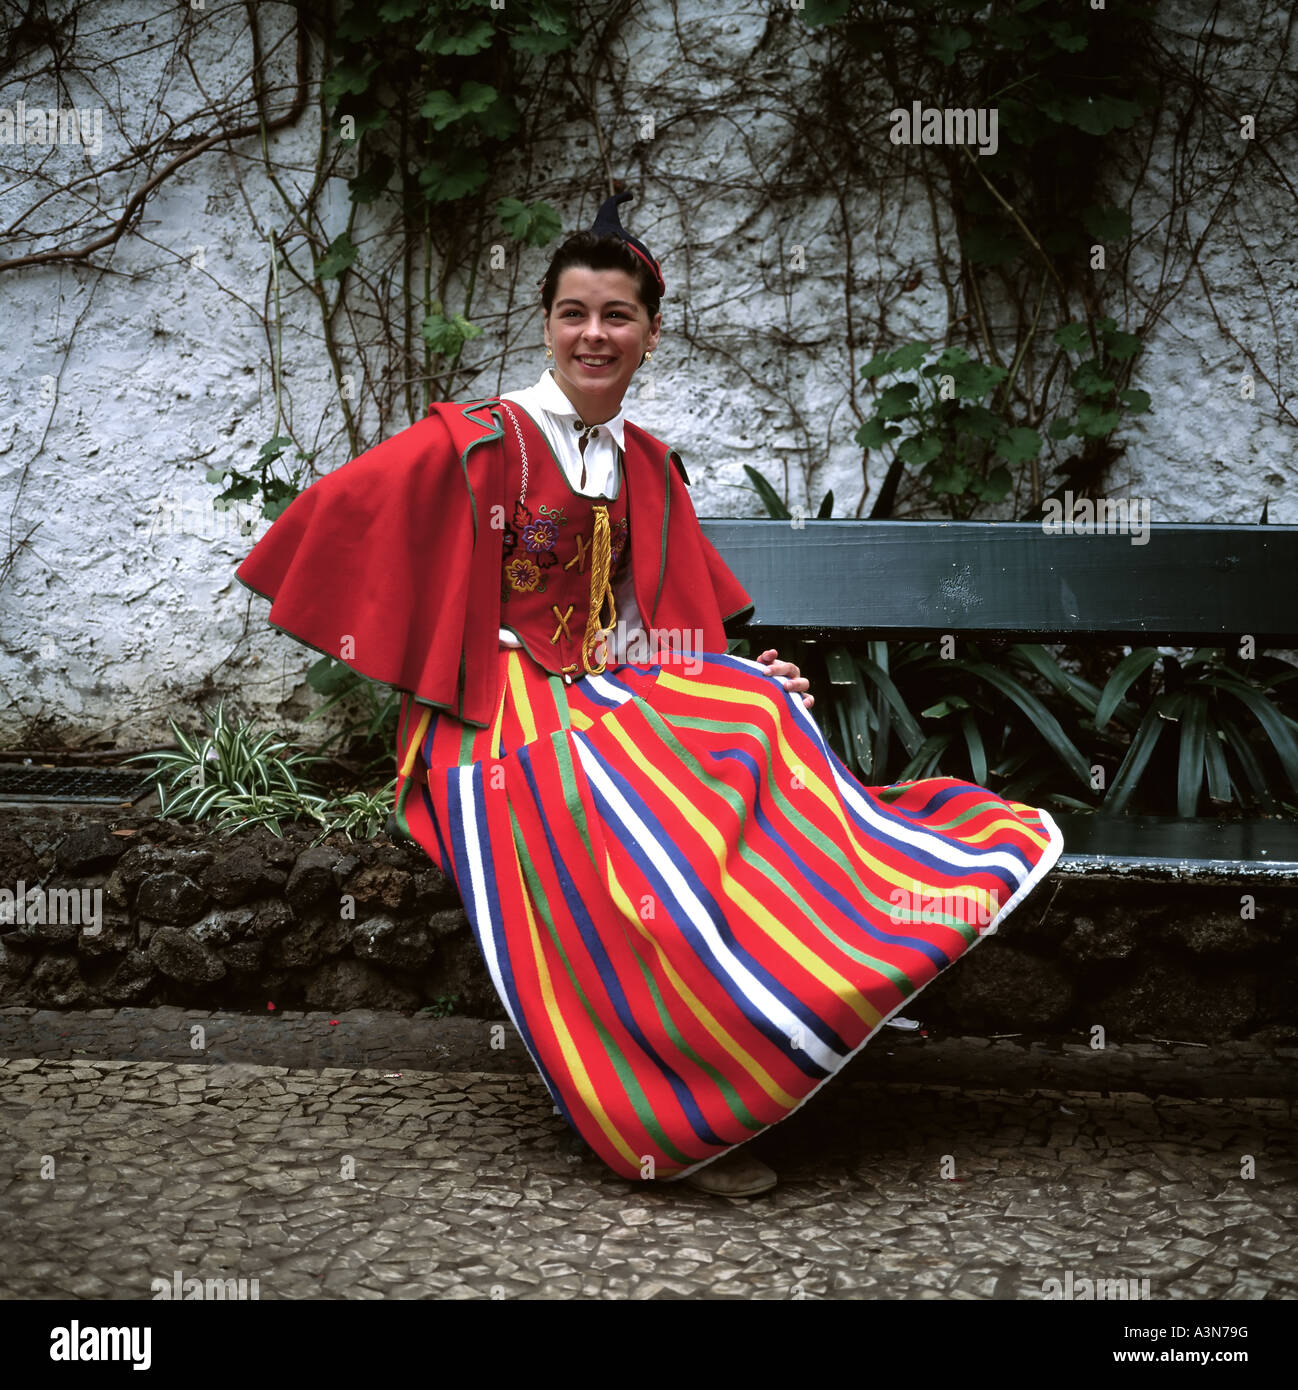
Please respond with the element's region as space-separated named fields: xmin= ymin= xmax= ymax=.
xmin=0 ymin=0 xmax=1292 ymax=747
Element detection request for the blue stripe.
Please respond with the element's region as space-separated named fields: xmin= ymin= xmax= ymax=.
xmin=445 ymin=762 xmax=577 ymax=1131
xmin=572 ymin=726 xmax=844 ymax=1074
xmin=513 ymin=743 xmax=730 ymax=1149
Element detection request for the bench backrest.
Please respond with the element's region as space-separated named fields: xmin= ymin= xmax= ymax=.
xmin=698 ymin=520 xmax=1298 ymax=645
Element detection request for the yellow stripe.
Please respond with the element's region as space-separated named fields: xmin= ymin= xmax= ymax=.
xmin=507 ymin=649 xmax=538 ymax=746
xmin=511 ymin=816 xmax=642 ymax=1170
xmin=570 ymin=708 xmax=595 ymax=731
xmin=489 ymin=655 xmax=513 ymax=758
xmin=604 ymin=711 xmax=882 ymax=1029
xmin=398 ymin=706 xmax=432 ymax=778
xmin=658 ymin=672 xmax=999 ymax=924
xmin=604 ymin=856 xmax=799 ymax=1110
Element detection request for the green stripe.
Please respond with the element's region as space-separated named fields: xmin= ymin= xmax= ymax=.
xmin=506 ymin=798 xmax=695 ymax=1167
xmin=545 ymin=671 xmax=572 ymax=731
xmin=670 ymin=708 xmax=984 ymax=945
xmin=542 ymin=703 xmax=765 ymax=1132
xmin=647 ymin=701 xmax=955 ymax=976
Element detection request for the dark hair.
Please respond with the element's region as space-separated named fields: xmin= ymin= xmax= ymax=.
xmin=540 ymin=230 xmax=662 ymax=321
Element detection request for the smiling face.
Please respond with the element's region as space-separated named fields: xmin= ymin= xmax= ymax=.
xmin=542 ymin=265 xmax=662 ymax=422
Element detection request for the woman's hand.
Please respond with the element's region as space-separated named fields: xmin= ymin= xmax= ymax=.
xmin=758 ymin=648 xmax=814 ymax=709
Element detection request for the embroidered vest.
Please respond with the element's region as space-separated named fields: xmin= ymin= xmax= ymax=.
xmin=494 ymin=399 xmax=631 ymax=679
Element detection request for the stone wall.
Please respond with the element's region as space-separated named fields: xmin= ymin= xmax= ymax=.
xmin=3 ymin=1 xmax=1296 ymax=745
xmin=2 ymin=806 xmax=1297 ymax=1047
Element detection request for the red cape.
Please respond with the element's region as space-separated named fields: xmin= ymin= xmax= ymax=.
xmin=235 ymin=399 xmax=754 ymax=728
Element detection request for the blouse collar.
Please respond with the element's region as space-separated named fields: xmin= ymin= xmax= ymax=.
xmin=525 ymin=368 xmax=628 ymax=451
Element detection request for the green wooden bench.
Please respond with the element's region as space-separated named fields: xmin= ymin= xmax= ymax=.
xmin=700 ymin=518 xmax=1298 ymax=882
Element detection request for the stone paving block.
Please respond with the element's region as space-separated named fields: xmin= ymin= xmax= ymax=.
xmin=2 ymin=1045 xmax=1297 ymax=1300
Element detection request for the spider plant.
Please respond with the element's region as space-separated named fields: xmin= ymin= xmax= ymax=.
xmin=124 ymin=700 xmax=395 ymax=843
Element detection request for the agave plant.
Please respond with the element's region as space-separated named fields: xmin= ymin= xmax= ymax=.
xmin=1094 ymin=647 xmax=1298 ymax=816
xmin=815 ymin=638 xmax=1138 ymax=809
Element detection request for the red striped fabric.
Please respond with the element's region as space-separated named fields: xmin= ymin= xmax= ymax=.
xmin=393 ymin=643 xmax=1064 ymax=1182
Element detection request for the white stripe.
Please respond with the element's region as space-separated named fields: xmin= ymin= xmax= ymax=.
xmin=745 ymin=657 xmax=1034 ymax=879
xmin=581 ymin=671 xmax=634 ymax=706
xmin=452 ymin=764 xmax=560 ymax=1102
xmin=571 ymin=729 xmax=844 ymax=1070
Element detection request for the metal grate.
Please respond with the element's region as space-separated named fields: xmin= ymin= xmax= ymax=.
xmin=0 ymin=765 xmax=155 ymax=804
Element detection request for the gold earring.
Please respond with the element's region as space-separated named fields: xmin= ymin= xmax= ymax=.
xmin=545 ymin=346 xmax=553 ymax=357
xmin=644 ymin=351 xmax=653 ymax=362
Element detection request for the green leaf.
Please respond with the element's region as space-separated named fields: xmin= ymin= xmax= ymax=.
xmin=496 ymin=198 xmax=563 ymax=247
xmin=742 ymin=464 xmax=790 ymax=520
xmin=886 ymin=341 xmax=931 ymax=373
xmin=315 ymin=233 xmax=358 ymax=281
xmin=925 ymin=459 xmax=971 ymax=496
xmin=377 ymin=0 xmax=423 ymax=19
xmin=1011 ymin=644 xmax=1109 ymax=722
xmin=858 ymin=657 xmax=926 ymax=757
xmin=420 ymin=309 xmax=485 ymax=359
xmin=1053 ymin=322 xmax=1090 ymax=353
xmin=418 ymin=159 xmax=490 ymax=203
xmin=1071 ymin=361 xmax=1117 ymax=396
xmin=801 ymin=0 xmax=851 ymax=24
xmin=1118 ymin=388 xmax=1152 ymax=413
xmin=322 ymin=58 xmax=379 ymax=107
xmin=348 ymin=151 xmax=394 ymax=205
xmin=995 ymin=427 xmax=1042 ymax=463
xmin=1176 ymin=693 xmax=1208 ymax=817
xmin=948 ymin=358 xmax=1007 ymax=400
xmin=1102 ymin=329 xmax=1143 ymax=361
xmin=1080 ymin=205 xmax=1131 ymax=241
xmin=1046 ymin=20 xmax=1088 ymax=51
xmin=838 ymin=667 xmax=879 ymax=773
xmin=964 ymin=662 xmax=1093 ymax=786
xmin=859 ymin=351 xmax=893 ymax=379
xmin=1095 ymin=647 xmax=1159 ymax=730
xmin=1202 ymin=676 xmax=1298 ymax=795
xmin=420 ymin=83 xmax=497 ymax=131
xmin=1074 ymin=401 xmax=1122 ymax=436
xmin=509 ymin=26 xmax=574 ymax=55
xmin=1059 ymin=94 xmax=1142 ymax=136
xmin=926 ymin=27 xmax=972 ymax=65
xmin=959 ymin=711 xmax=988 ymax=784
xmin=257 ymin=435 xmax=293 ymax=465
xmin=1217 ymin=711 xmax=1278 ymax=812
xmin=855 ymin=417 xmax=901 ymax=449
xmin=969 ymin=466 xmax=1013 ymax=501
xmin=876 ymin=383 xmax=919 ymax=419
xmin=474 ymin=95 xmax=520 ymax=140
xmin=420 ymin=19 xmax=495 ymax=55
xmin=897 ymin=433 xmax=941 ymax=465
xmin=1102 ymin=699 xmax=1171 ymax=814
xmin=816 ymin=489 xmax=834 ymax=519
xmin=921 ymin=695 xmax=971 ymax=718
xmin=1203 ymin=725 xmax=1232 ymax=804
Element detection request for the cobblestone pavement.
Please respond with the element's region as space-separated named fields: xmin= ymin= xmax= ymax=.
xmin=0 ymin=1008 xmax=1295 ymax=1300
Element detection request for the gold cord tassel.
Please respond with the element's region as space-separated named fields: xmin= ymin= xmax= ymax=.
xmin=582 ymin=504 xmax=618 ymax=674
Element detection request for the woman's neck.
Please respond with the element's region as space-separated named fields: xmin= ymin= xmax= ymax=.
xmin=548 ymin=369 xmax=622 ymax=427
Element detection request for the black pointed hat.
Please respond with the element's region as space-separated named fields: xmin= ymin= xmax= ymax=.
xmin=590 ymin=190 xmax=665 ymax=294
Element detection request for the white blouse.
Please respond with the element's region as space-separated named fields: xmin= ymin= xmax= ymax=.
xmin=496 ymin=368 xmax=646 ymax=663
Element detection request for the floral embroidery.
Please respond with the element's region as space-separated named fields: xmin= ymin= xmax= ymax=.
xmin=523 ymin=501 xmax=566 ymax=554
xmin=609 ymin=516 xmax=629 ymax=571
xmin=503 ymin=500 xmax=568 ymax=597
xmin=504 ymin=554 xmax=543 ymax=594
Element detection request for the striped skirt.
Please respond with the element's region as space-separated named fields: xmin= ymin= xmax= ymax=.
xmin=393 ymin=643 xmax=1064 ymax=1182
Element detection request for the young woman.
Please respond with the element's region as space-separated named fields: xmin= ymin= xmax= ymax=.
xmin=237 ymin=192 xmax=1065 ymax=1198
